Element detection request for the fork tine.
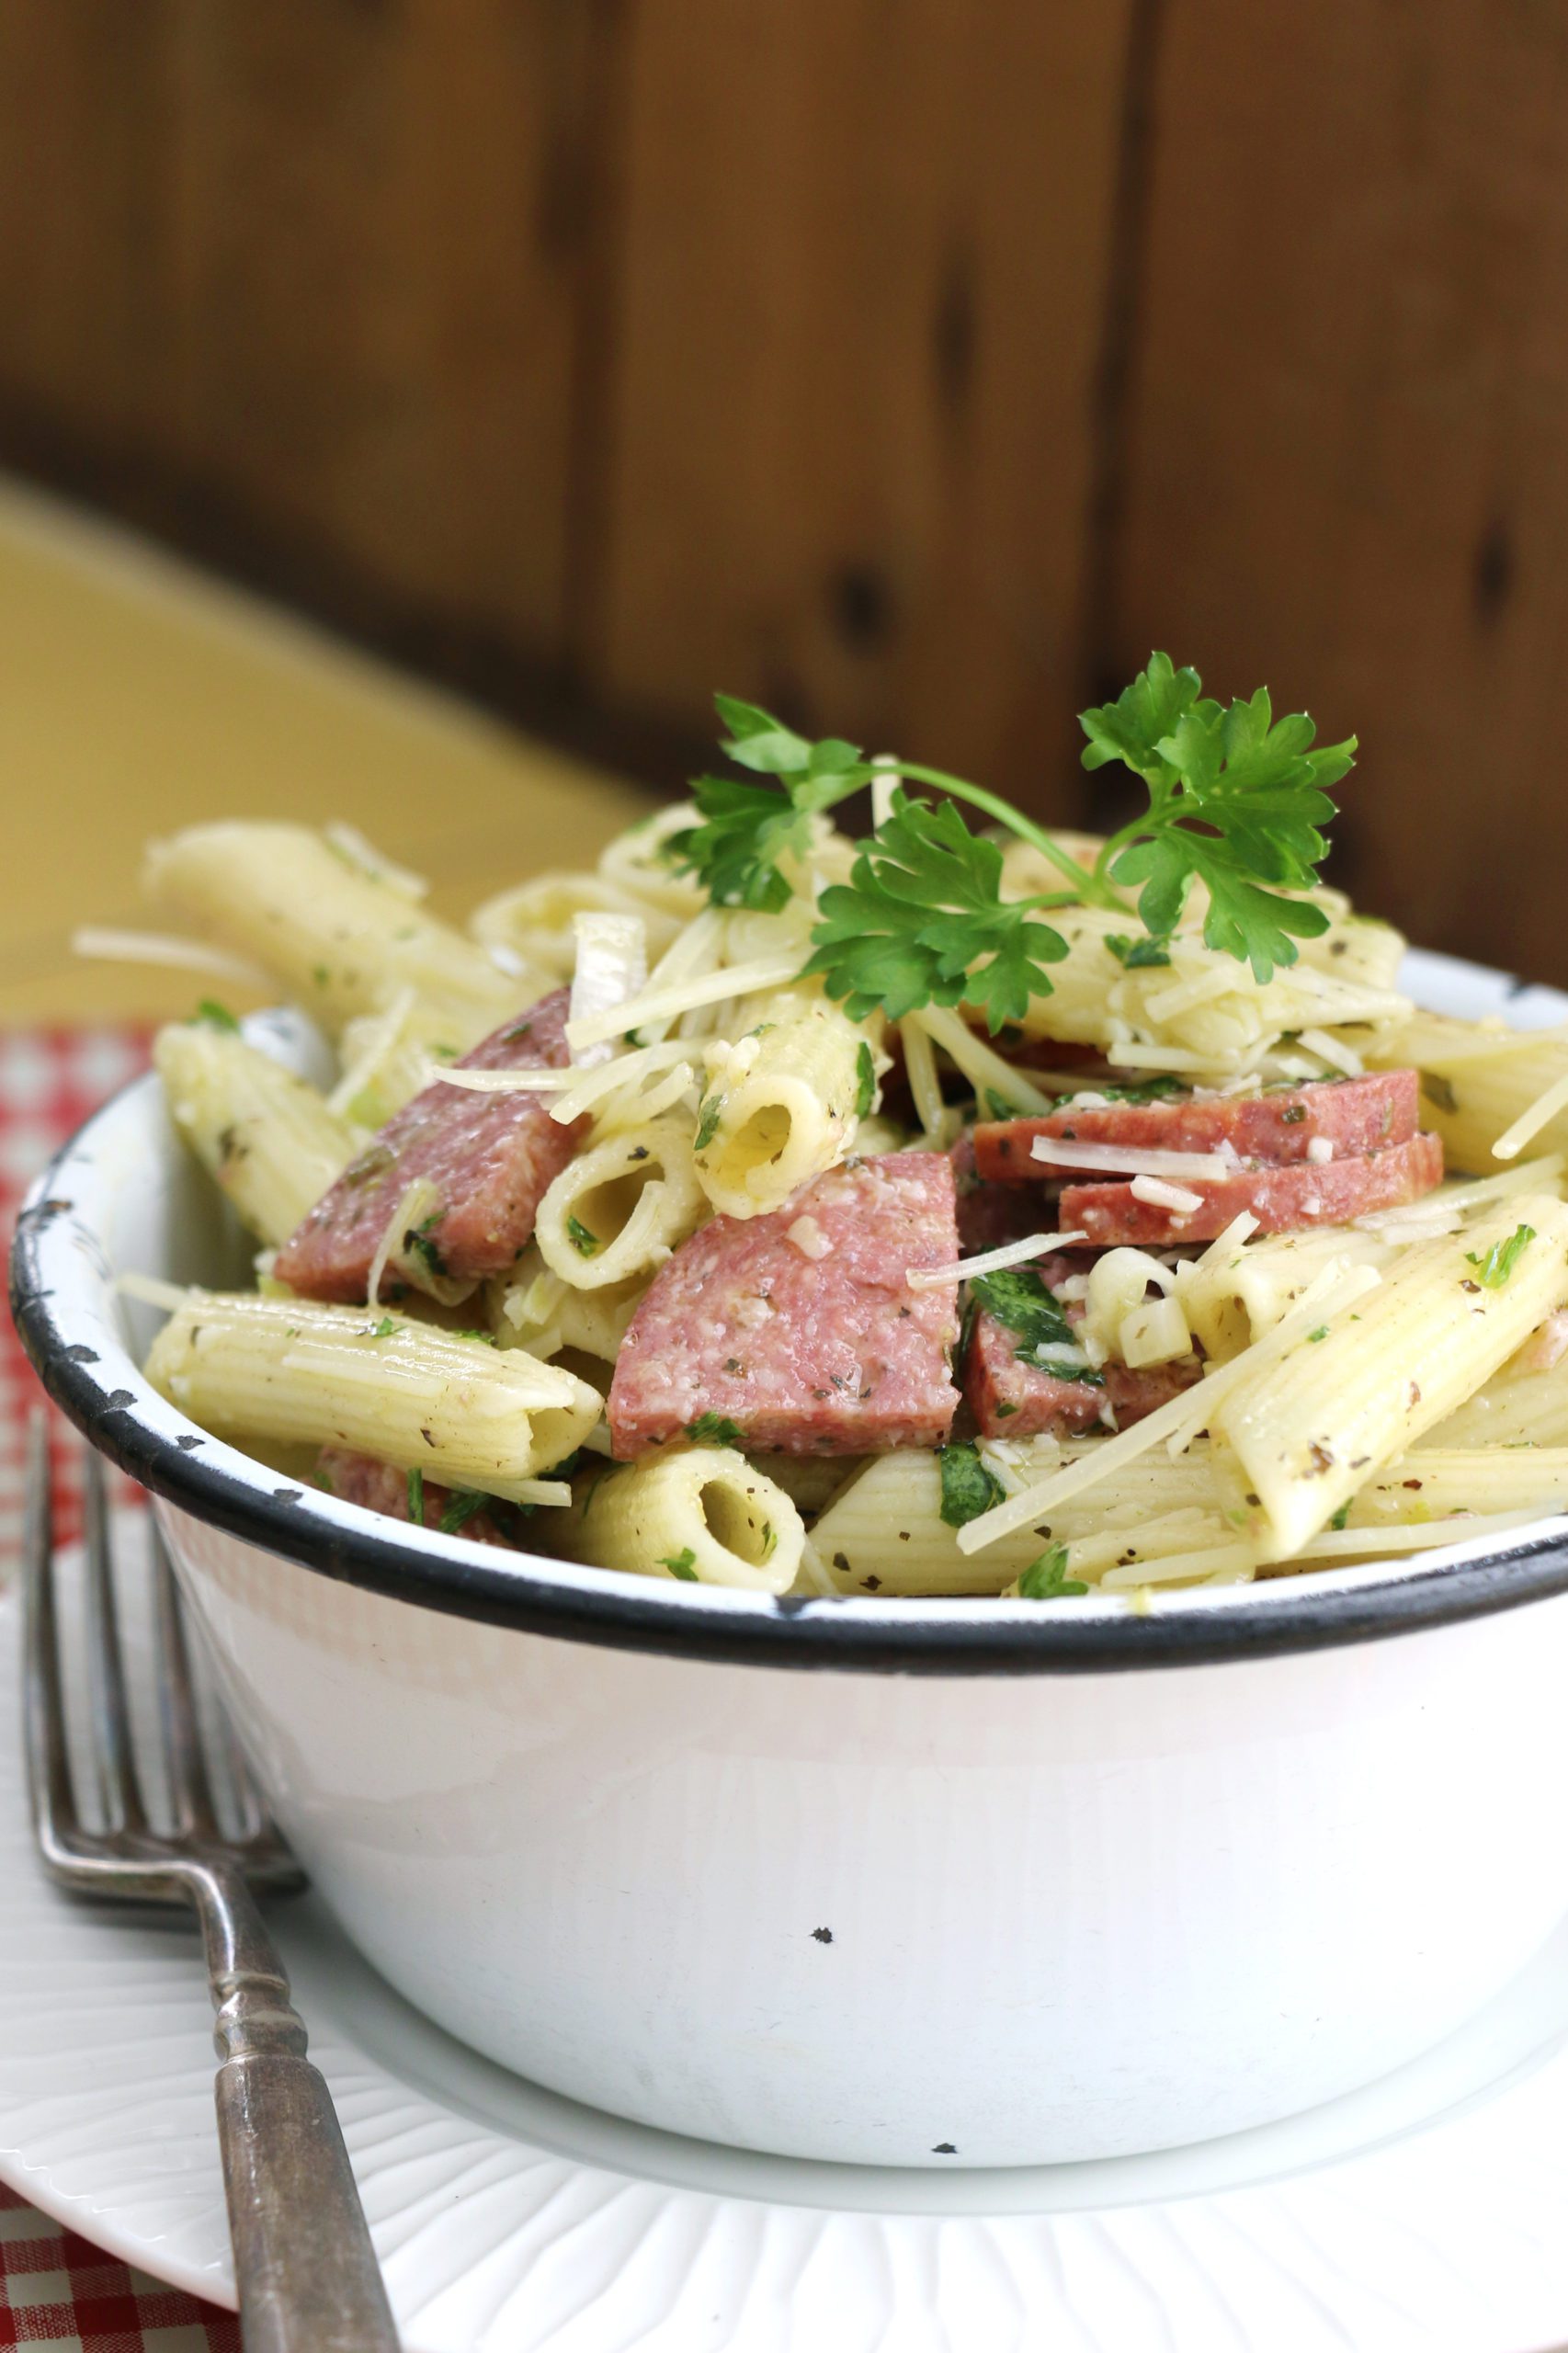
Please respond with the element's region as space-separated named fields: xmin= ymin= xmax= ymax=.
xmin=147 ymin=1518 xmax=218 ymax=1836
xmin=81 ymin=1451 xmax=147 ymax=1835
xmin=22 ymin=1413 xmax=78 ymax=1855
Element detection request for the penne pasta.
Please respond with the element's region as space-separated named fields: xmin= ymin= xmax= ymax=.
xmin=693 ymin=991 xmax=873 ymax=1218
xmin=1210 ymin=1196 xmax=1568 ymax=1556
xmin=154 ymin=1019 xmax=359 ymax=1245
xmin=144 ymin=1292 xmax=601 ymax=1500
xmin=146 ymin=821 xmax=529 ymax=1046
xmin=558 ymin=1446 xmax=802 ymax=1593
xmin=534 ymin=1118 xmax=707 ymax=1289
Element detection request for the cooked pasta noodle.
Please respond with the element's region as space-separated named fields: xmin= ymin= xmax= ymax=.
xmin=153 ymin=1021 xmax=358 ymax=1245
xmin=144 ymin=1293 xmax=600 ymax=1500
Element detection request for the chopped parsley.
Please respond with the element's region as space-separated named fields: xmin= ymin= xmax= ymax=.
xmin=438 ymin=1489 xmax=491 ymax=1535
xmin=566 ymin=1215 xmax=601 ymax=1257
xmin=1105 ymin=933 xmax=1172 ymax=970
xmin=969 ymin=1267 xmax=1104 ymax=1384
xmin=403 ymin=1211 xmax=449 ymax=1279
xmin=687 ymin=1412 xmax=744 ymax=1446
xmin=854 ymin=1039 xmax=877 ymax=1120
xmin=405 ymin=1466 xmax=425 ymax=1523
xmin=312 ymin=963 xmax=330 ymax=988
xmin=982 ymin=1087 xmax=1017 ymax=1121
xmin=1328 ymin=1501 xmax=1353 ymax=1530
xmin=367 ymin=1316 xmax=399 ymax=1338
xmin=1465 ymin=1222 xmax=1536 ymax=1289
xmin=660 ymin=1548 xmax=699 ymax=1581
xmin=694 ymin=1093 xmax=724 ymax=1152
xmin=938 ymin=1440 xmax=1006 ymax=1527
xmin=194 ymin=998 xmax=241 ymax=1032
xmin=1306 ymin=1324 xmax=1329 ymax=1343
xmin=1420 ymin=1071 xmax=1459 ymax=1115
xmin=1017 ymin=1543 xmax=1088 ymax=1599
xmin=1087 ymin=1075 xmax=1187 ymax=1104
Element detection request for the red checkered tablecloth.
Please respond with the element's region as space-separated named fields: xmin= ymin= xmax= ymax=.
xmin=1 ymin=1027 xmax=238 ymax=2350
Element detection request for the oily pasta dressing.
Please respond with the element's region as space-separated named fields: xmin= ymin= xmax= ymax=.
xmin=105 ymin=658 xmax=1568 ymax=1601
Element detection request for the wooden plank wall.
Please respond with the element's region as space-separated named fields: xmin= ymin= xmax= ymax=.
xmin=0 ymin=1 xmax=1564 ymax=980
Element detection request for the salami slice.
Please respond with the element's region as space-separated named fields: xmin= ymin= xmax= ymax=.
xmin=276 ymin=987 xmax=585 ymax=1303
xmin=950 ymin=1131 xmax=1052 ymax=1254
xmin=314 ymin=1446 xmax=524 ymax=1545
xmin=1060 ymin=1131 xmax=1444 ymax=1247
xmin=974 ymin=1070 xmax=1419 ymax=1182
xmin=965 ymin=1313 xmax=1199 ymax=1439
xmin=608 ymin=1153 xmax=961 ymax=1457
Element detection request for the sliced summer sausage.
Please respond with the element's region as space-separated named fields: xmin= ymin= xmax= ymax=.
xmin=973 ymin=1070 xmax=1419 ymax=1183
xmin=608 ymin=1152 xmax=961 ymax=1457
xmin=314 ymin=1446 xmax=525 ymax=1545
xmin=964 ymin=1313 xmax=1200 ymax=1440
xmin=275 ymin=987 xmax=585 ymax=1304
xmin=1060 ymin=1131 xmax=1445 ymax=1247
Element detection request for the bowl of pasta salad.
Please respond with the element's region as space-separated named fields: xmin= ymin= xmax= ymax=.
xmin=16 ymin=655 xmax=1568 ymax=2168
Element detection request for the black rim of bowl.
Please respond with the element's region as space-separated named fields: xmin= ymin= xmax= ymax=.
xmin=12 ymin=1069 xmax=1568 ymax=1675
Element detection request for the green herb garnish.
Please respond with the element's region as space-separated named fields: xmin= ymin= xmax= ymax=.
xmin=438 ymin=1489 xmax=491 ymax=1535
xmin=687 ymin=1412 xmax=744 ymax=1446
xmin=665 ymin=656 xmax=1354 ymax=1029
xmin=694 ymin=1095 xmax=723 ymax=1153
xmin=194 ymin=998 xmax=241 ymax=1032
xmin=1306 ymin=1324 xmax=1329 ymax=1343
xmin=854 ymin=1039 xmax=876 ymax=1120
xmin=1465 ymin=1223 xmax=1536 ymax=1289
xmin=1105 ymin=934 xmax=1172 ymax=970
xmin=938 ymin=1441 xmax=1006 ymax=1527
xmin=1420 ymin=1071 xmax=1459 ymax=1116
xmin=367 ymin=1316 xmax=399 ymax=1338
xmin=403 ymin=1211 xmax=448 ymax=1279
xmin=969 ymin=1267 xmax=1104 ymax=1384
xmin=406 ymin=1466 xmax=425 ymax=1523
xmin=1328 ymin=1501 xmax=1353 ymax=1530
xmin=566 ymin=1215 xmax=601 ymax=1257
xmin=660 ymin=1548 xmax=699 ymax=1581
xmin=1080 ymin=658 xmax=1354 ymax=983
xmin=1017 ymin=1543 xmax=1089 ymax=1599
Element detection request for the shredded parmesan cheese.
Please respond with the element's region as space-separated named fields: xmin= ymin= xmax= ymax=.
xmin=1032 ymin=1137 xmax=1233 ymax=1180
xmin=73 ymin=927 xmax=267 ymax=985
xmin=787 ymin=1215 xmax=833 ymax=1260
xmin=1129 ymin=1176 xmax=1205 ymax=1213
xmin=1491 ymin=1068 xmax=1568 ymax=1161
xmin=565 ymin=955 xmax=802 ymax=1051
xmin=906 ymin=1230 xmax=1090 ymax=1290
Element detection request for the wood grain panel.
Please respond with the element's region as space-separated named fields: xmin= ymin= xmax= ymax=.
xmin=1108 ymin=0 xmax=1568 ymax=984
xmin=0 ymin=2 xmax=605 ymax=662
xmin=594 ymin=0 xmax=1135 ymax=813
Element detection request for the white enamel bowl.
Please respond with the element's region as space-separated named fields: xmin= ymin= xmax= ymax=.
xmin=14 ymin=954 xmax=1568 ymax=2171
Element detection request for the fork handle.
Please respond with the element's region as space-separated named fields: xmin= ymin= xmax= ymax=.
xmin=204 ymin=1876 xmax=400 ymax=2351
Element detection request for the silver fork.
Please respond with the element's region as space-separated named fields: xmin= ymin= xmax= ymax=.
xmin=22 ymin=1418 xmax=400 ymax=2353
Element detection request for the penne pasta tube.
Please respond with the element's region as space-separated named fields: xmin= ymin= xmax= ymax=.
xmin=153 ymin=1020 xmax=358 ymax=1245
xmin=1371 ymin=1012 xmax=1568 ymax=1174
xmin=1420 ymin=1351 xmax=1568 ymax=1450
xmin=534 ymin=1118 xmax=707 ymax=1288
xmin=145 ymin=822 xmax=529 ymax=1045
xmin=559 ymin=1446 xmax=802 ymax=1593
xmin=1210 ymin=1195 xmax=1568 ymax=1557
xmin=693 ymin=993 xmax=874 ymax=1218
xmin=144 ymin=1293 xmax=600 ymax=1500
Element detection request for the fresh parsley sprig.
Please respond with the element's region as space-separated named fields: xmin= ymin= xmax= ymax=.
xmin=804 ymin=790 xmax=1072 ymax=1030
xmin=1080 ymin=654 xmax=1357 ymax=983
xmin=665 ymin=656 xmax=1354 ymax=1026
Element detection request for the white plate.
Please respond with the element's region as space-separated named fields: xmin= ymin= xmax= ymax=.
xmin=5 ymin=1532 xmax=1568 ymax=2353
